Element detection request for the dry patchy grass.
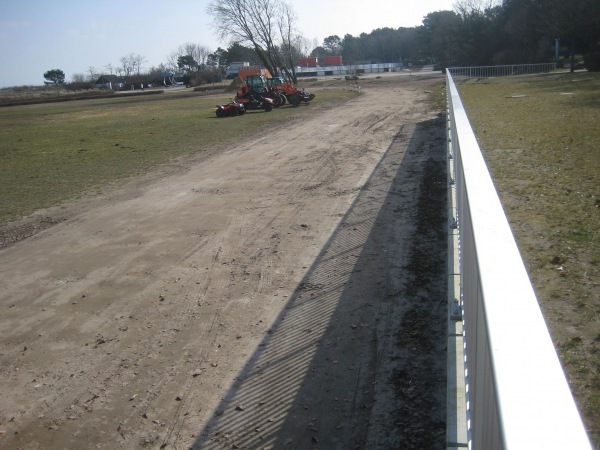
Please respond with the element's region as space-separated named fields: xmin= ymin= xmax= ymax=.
xmin=0 ymin=88 xmax=356 ymax=226
xmin=458 ymin=72 xmax=600 ymax=445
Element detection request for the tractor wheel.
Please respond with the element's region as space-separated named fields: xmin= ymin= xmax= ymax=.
xmin=216 ymin=108 xmax=226 ymax=118
xmin=228 ymin=107 xmax=238 ymax=117
xmin=264 ymin=103 xmax=273 ymax=112
xmin=238 ymin=106 xmax=246 ymax=115
xmin=280 ymin=95 xmax=287 ymax=106
xmin=270 ymin=95 xmax=283 ymax=107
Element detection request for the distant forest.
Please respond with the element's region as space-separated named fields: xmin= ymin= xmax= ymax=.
xmin=214 ymin=0 xmax=600 ymax=71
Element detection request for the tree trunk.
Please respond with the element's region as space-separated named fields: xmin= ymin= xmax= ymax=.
xmin=285 ymin=55 xmax=298 ymax=84
xmin=279 ymin=65 xmax=296 ymax=84
xmin=254 ymin=46 xmax=278 ymax=77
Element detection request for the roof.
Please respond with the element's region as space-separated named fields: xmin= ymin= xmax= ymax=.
xmin=95 ymin=75 xmax=124 ymax=84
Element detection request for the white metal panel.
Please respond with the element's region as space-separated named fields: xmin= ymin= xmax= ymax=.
xmin=447 ymin=72 xmax=592 ymax=450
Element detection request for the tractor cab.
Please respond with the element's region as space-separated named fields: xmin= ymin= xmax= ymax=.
xmin=235 ymin=74 xmax=275 ymax=111
xmin=266 ymin=76 xmax=286 ymax=88
xmin=245 ymin=75 xmax=268 ymax=93
xmin=237 ymin=75 xmax=268 ymax=100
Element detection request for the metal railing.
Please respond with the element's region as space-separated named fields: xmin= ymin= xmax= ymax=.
xmin=446 ymin=71 xmax=592 ymax=450
xmin=448 ymin=63 xmax=556 ymax=79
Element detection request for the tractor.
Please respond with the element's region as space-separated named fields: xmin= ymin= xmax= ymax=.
xmin=265 ymin=77 xmax=288 ymax=106
xmin=235 ymin=75 xmax=275 ymax=112
xmin=266 ymin=76 xmax=316 ymax=107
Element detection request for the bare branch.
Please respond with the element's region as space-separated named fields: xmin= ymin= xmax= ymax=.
xmin=207 ymin=0 xmax=300 ymax=81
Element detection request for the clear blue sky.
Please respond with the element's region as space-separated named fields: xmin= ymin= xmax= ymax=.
xmin=0 ymin=0 xmax=455 ymax=88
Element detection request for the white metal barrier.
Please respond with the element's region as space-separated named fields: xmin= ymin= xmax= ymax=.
xmin=446 ymin=72 xmax=592 ymax=450
xmin=448 ymin=63 xmax=556 ymax=79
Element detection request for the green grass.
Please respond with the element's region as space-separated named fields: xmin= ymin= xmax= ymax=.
xmin=458 ymin=72 xmax=600 ymax=446
xmin=0 ymin=88 xmax=356 ymax=224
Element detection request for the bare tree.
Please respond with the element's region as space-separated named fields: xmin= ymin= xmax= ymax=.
xmin=312 ymin=37 xmax=319 ymax=52
xmin=120 ymin=54 xmax=133 ymax=77
xmin=133 ymin=54 xmax=146 ymax=75
xmin=207 ymin=0 xmax=300 ymax=83
xmin=198 ymin=45 xmax=211 ymax=67
xmin=185 ymin=43 xmax=211 ymax=68
xmin=87 ymin=66 xmax=99 ymax=82
xmin=120 ymin=53 xmax=144 ymax=77
xmin=166 ymin=50 xmax=180 ymax=71
xmin=453 ymin=0 xmax=500 ymax=16
xmin=167 ymin=43 xmax=212 ymax=71
xmin=105 ymin=63 xmax=114 ymax=75
xmin=295 ymin=36 xmax=313 ymax=57
xmin=71 ymin=73 xmax=86 ymax=83
xmin=276 ymin=1 xmax=299 ymax=82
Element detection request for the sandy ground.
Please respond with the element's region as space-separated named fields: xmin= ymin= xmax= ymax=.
xmin=0 ymin=74 xmax=449 ymax=449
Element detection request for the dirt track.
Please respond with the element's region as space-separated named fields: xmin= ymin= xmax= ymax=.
xmin=0 ymin=74 xmax=448 ymax=449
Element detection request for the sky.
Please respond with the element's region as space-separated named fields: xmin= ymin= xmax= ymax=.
xmin=0 ymin=0 xmax=456 ymax=88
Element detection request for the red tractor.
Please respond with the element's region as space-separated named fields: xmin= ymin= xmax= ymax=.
xmin=235 ymin=75 xmax=275 ymax=112
xmin=266 ymin=76 xmax=316 ymax=107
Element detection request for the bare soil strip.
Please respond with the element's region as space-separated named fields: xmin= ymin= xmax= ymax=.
xmin=0 ymin=75 xmax=447 ymax=449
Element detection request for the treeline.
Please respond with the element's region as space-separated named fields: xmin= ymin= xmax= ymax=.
xmin=63 ymin=0 xmax=600 ymax=91
xmin=66 ymin=44 xmax=225 ymax=91
xmin=311 ymin=0 xmax=600 ymax=70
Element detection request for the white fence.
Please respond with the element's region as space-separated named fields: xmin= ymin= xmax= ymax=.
xmin=296 ymin=62 xmax=404 ymax=77
xmin=448 ymin=63 xmax=556 ymax=79
xmin=446 ymin=71 xmax=591 ymax=449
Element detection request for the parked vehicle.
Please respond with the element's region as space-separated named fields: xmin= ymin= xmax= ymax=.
xmin=235 ymin=75 xmax=275 ymax=112
xmin=265 ymin=77 xmax=288 ymax=106
xmin=215 ymin=100 xmax=246 ymax=117
xmin=266 ymin=76 xmax=315 ymax=107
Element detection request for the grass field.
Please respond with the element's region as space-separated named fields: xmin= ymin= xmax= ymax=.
xmin=0 ymin=88 xmax=357 ymax=225
xmin=457 ymin=72 xmax=600 ymax=445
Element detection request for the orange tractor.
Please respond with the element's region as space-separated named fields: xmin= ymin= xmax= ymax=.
xmin=266 ymin=76 xmax=316 ymax=107
xmin=237 ymin=75 xmax=315 ymax=108
xmin=235 ymin=75 xmax=274 ymax=112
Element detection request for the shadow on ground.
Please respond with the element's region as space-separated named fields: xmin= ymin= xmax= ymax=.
xmin=192 ymin=116 xmax=448 ymax=449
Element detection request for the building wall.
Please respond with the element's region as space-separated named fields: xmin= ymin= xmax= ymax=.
xmin=298 ymin=57 xmax=318 ymax=68
xmin=296 ymin=62 xmax=404 ymax=77
xmin=322 ymin=56 xmax=343 ymax=66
